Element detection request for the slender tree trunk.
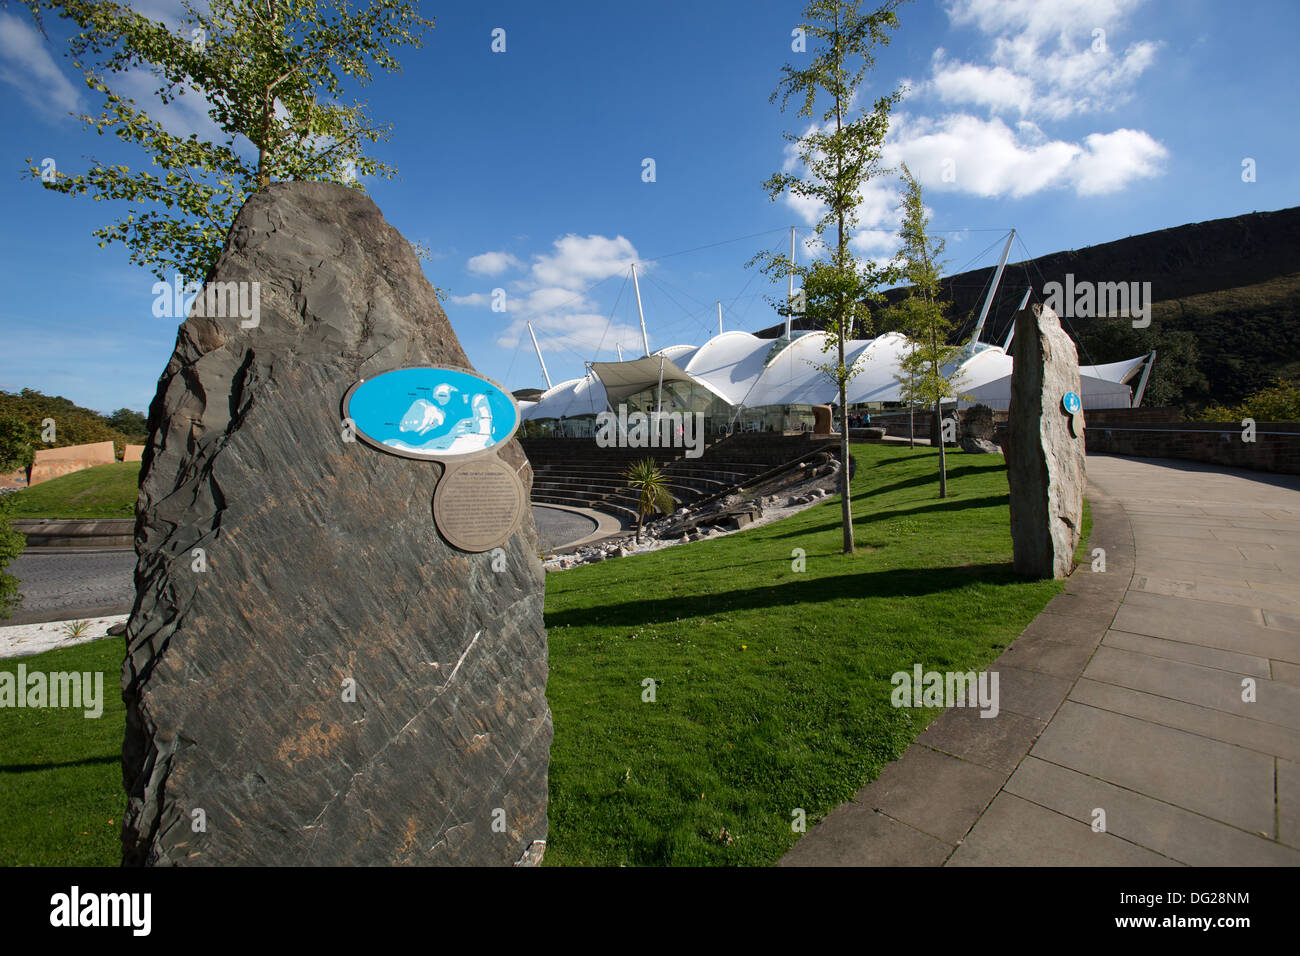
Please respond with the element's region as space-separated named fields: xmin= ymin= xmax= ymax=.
xmin=932 ymin=320 xmax=947 ymax=498
xmin=908 ymin=370 xmax=915 ymax=448
xmin=835 ymin=73 xmax=853 ymax=555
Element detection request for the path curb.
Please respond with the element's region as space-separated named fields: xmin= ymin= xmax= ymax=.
xmin=780 ymin=492 xmax=1135 ymax=866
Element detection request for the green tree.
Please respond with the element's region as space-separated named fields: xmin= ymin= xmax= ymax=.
xmin=23 ymin=0 xmax=433 ymax=281
xmin=884 ymin=164 xmax=965 ymax=498
xmin=1074 ymin=321 xmax=1204 ymax=411
xmin=623 ymin=458 xmax=676 ymax=543
xmin=0 ymin=417 xmax=39 ymax=472
xmin=0 ymin=496 xmax=25 ymax=620
xmin=1199 ymin=375 xmax=1300 ymax=422
xmin=107 ymin=407 xmax=148 ymax=438
xmin=751 ymin=0 xmax=906 ymax=553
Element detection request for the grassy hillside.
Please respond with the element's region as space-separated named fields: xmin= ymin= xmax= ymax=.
xmin=8 ymin=462 xmax=140 ymax=519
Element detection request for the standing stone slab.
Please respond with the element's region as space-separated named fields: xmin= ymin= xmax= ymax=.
xmin=1007 ymin=303 xmax=1086 ymax=579
xmin=122 ymin=182 xmax=551 ymax=865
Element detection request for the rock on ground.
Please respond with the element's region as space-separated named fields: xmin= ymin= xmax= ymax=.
xmin=961 ymin=437 xmax=1001 ymax=455
xmin=1006 ymin=303 xmax=1086 ymax=579
xmin=122 ymin=182 xmax=550 ymax=865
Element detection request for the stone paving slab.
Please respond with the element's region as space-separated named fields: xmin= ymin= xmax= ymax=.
xmin=1102 ymin=628 xmax=1272 ymax=677
xmin=852 ymin=744 xmax=1006 ymax=844
xmin=1131 ymin=573 xmax=1300 ymax=615
xmin=1030 ymin=701 xmax=1276 ymax=835
xmin=915 ymin=705 xmax=1047 ymax=775
xmin=1121 ymin=588 xmax=1268 ymax=624
xmin=992 ymin=635 xmax=1098 ymax=681
xmin=1004 ymin=757 xmax=1300 ymax=866
xmin=1016 ymin=609 xmax=1115 ymax=647
xmin=1068 ymin=677 xmax=1300 ymax=764
xmin=1084 ymin=644 xmax=1300 ymax=727
xmin=778 ymin=800 xmax=952 ymax=867
xmin=1111 ymin=604 xmax=1300 ymax=663
xmin=1135 ymin=557 xmax=1293 ymax=588
xmin=948 ymin=792 xmax=1178 ymax=867
xmin=986 ymin=664 xmax=1073 ymax=721
xmin=1036 ymin=590 xmax=1121 ymax=626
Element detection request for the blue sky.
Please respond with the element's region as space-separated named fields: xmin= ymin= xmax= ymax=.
xmin=2 ymin=0 xmax=1297 ymax=413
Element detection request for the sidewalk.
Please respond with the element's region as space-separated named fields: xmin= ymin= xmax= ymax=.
xmin=781 ymin=454 xmax=1300 ymax=866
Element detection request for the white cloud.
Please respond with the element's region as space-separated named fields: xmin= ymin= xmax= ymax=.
xmin=887 ymin=113 xmax=1166 ymax=198
xmin=776 ymin=111 xmax=1167 ymax=257
xmin=530 ymin=234 xmax=641 ymax=291
xmin=0 ymin=12 xmax=83 ymax=118
xmin=928 ymin=56 xmax=1034 ymax=114
xmin=946 ymin=0 xmax=1142 ymax=43
xmin=466 ymin=250 xmax=522 ymax=276
xmin=1069 ymin=127 xmax=1168 ymax=195
xmin=936 ymin=0 xmax=1160 ymax=119
xmin=497 ymin=313 xmax=645 ymax=355
xmin=448 ymin=292 xmax=491 ymax=307
xmin=445 ymin=233 xmax=648 ymax=355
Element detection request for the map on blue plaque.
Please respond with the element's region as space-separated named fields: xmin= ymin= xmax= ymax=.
xmin=343 ymin=366 xmax=520 ymax=462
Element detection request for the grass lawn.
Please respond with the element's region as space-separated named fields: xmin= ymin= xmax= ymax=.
xmin=0 ymin=639 xmax=124 ymax=866
xmin=542 ymin=442 xmax=1073 ymax=865
xmin=8 ymin=462 xmax=140 ymax=519
xmin=1 ymin=442 xmax=1086 ymax=866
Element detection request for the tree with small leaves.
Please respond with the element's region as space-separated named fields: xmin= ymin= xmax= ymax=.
xmin=750 ymin=0 xmax=907 ymax=553
xmin=22 ymin=0 xmax=433 ymax=282
xmin=883 ymin=163 xmax=967 ymax=498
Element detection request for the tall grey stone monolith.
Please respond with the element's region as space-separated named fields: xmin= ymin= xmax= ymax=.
xmin=121 ymin=182 xmax=551 ymax=865
xmin=1007 ymin=303 xmax=1086 ymax=578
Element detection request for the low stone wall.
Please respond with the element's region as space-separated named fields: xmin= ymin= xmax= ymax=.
xmin=1085 ymin=421 xmax=1300 ymax=475
xmin=13 ymin=518 xmax=135 ymax=548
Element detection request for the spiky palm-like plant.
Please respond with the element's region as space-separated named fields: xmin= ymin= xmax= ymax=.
xmin=623 ymin=458 xmax=677 ymax=542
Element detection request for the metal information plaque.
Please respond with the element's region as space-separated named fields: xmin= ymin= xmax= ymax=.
xmin=433 ymin=457 xmax=527 ymax=553
xmin=342 ymin=366 xmax=526 ymax=552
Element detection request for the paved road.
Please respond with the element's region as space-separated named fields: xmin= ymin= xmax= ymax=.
xmin=5 ymin=549 xmax=135 ymax=625
xmin=784 ymin=454 xmax=1300 ymax=866
xmin=4 ymin=504 xmax=597 ymax=624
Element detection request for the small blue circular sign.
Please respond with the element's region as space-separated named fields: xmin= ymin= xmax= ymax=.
xmin=342 ymin=366 xmax=520 ymax=461
xmin=1062 ymin=391 xmax=1081 ymax=415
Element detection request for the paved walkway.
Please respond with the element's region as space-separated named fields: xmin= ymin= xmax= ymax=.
xmin=782 ymin=454 xmax=1300 ymax=866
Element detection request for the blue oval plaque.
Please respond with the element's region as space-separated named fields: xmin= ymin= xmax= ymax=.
xmin=1062 ymin=391 xmax=1081 ymax=415
xmin=342 ymin=366 xmax=520 ymax=461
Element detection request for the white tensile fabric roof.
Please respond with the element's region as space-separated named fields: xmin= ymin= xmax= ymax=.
xmin=521 ymin=330 xmax=1148 ymax=419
